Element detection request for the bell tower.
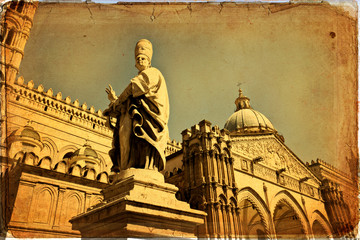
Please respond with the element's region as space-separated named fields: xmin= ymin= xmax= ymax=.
xmin=1 ymin=0 xmax=38 ymax=83
xmin=0 ymin=0 xmax=38 ymax=170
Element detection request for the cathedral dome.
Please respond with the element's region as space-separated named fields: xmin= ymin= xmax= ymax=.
xmin=224 ymin=89 xmax=276 ymax=134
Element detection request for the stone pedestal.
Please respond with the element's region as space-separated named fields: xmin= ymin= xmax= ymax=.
xmin=70 ymin=168 xmax=206 ymax=238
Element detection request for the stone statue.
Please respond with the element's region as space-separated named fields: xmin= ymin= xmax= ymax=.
xmin=103 ymin=39 xmax=169 ymax=173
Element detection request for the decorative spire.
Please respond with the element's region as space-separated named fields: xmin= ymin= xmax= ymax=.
xmin=235 ymin=88 xmax=251 ymax=111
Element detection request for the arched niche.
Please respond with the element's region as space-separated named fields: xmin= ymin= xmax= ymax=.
xmin=12 ymin=151 xmax=25 ymax=166
xmin=41 ymin=137 xmax=58 ymax=161
xmin=22 ymin=152 xmax=38 ymax=166
xmin=61 ymin=191 xmax=83 ymax=227
xmin=55 ymin=145 xmax=77 ymax=168
xmin=54 ymin=160 xmax=67 ymax=173
xmin=97 ymin=171 xmax=109 ymax=183
xmin=57 ymin=145 xmax=77 ymax=160
xmin=37 ymin=156 xmax=52 ymax=170
xmin=89 ymin=195 xmax=103 ymax=209
xmin=31 ymin=186 xmax=57 ymax=225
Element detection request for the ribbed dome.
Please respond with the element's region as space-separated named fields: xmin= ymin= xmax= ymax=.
xmin=20 ymin=126 xmax=41 ymax=140
xmin=10 ymin=124 xmax=41 ymax=141
xmin=224 ymin=89 xmax=276 ymax=134
xmin=72 ymin=144 xmax=98 ymax=158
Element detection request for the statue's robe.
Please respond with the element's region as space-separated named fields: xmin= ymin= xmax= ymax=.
xmin=105 ymin=67 xmax=169 ymax=171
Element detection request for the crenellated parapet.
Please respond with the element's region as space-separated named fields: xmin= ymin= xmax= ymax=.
xmin=165 ymin=138 xmax=182 ymax=156
xmin=306 ymin=158 xmax=352 ymax=182
xmin=7 ymin=77 xmax=112 ymax=135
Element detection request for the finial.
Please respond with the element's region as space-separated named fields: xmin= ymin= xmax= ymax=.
xmin=73 ymin=99 xmax=79 ymax=107
xmin=27 ymin=80 xmax=34 ymax=89
xmin=46 ymin=88 xmax=53 ymax=96
xmin=84 ymin=138 xmax=90 ymax=147
xmin=65 ymin=96 xmax=71 ymax=104
xmin=234 ymin=88 xmax=251 ymax=111
xmin=37 ymin=84 xmax=44 ymax=92
xmin=56 ymin=92 xmax=62 ymax=100
xmin=17 ymin=76 xmax=24 ymax=85
xmin=81 ymin=102 xmax=87 ymax=110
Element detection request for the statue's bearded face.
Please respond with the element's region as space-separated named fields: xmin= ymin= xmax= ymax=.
xmin=135 ymin=54 xmax=150 ymax=71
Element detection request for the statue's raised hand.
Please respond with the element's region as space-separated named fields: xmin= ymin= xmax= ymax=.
xmin=105 ymin=84 xmax=117 ymax=102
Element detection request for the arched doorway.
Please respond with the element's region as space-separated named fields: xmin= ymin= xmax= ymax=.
xmin=273 ymin=201 xmax=306 ymax=239
xmin=239 ymin=199 xmax=268 ymax=239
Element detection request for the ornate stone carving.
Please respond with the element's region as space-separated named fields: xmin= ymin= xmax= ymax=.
xmin=231 ymin=135 xmax=312 ymax=179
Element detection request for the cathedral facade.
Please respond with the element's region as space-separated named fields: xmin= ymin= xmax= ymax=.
xmin=0 ymin=1 xmax=358 ymax=239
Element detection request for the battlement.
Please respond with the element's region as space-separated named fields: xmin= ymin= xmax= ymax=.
xmin=306 ymin=158 xmax=352 ymax=180
xmin=164 ymin=166 xmax=183 ymax=179
xmin=166 ymin=138 xmax=182 ymax=156
xmin=181 ymin=119 xmax=231 ymax=142
xmin=8 ymin=77 xmax=112 ymax=136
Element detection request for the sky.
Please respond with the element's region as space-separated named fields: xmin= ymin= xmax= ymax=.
xmin=18 ymin=2 xmax=357 ymax=172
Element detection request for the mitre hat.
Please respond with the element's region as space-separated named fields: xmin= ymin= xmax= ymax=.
xmin=135 ymin=39 xmax=153 ymax=61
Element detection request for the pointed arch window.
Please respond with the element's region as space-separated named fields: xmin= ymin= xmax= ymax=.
xmin=5 ymin=29 xmax=15 ymax=46
xmin=17 ymin=1 xmax=25 ymax=13
xmin=10 ymin=1 xmax=17 ymax=10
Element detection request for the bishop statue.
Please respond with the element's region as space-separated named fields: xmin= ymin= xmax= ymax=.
xmin=103 ymin=39 xmax=169 ymax=173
